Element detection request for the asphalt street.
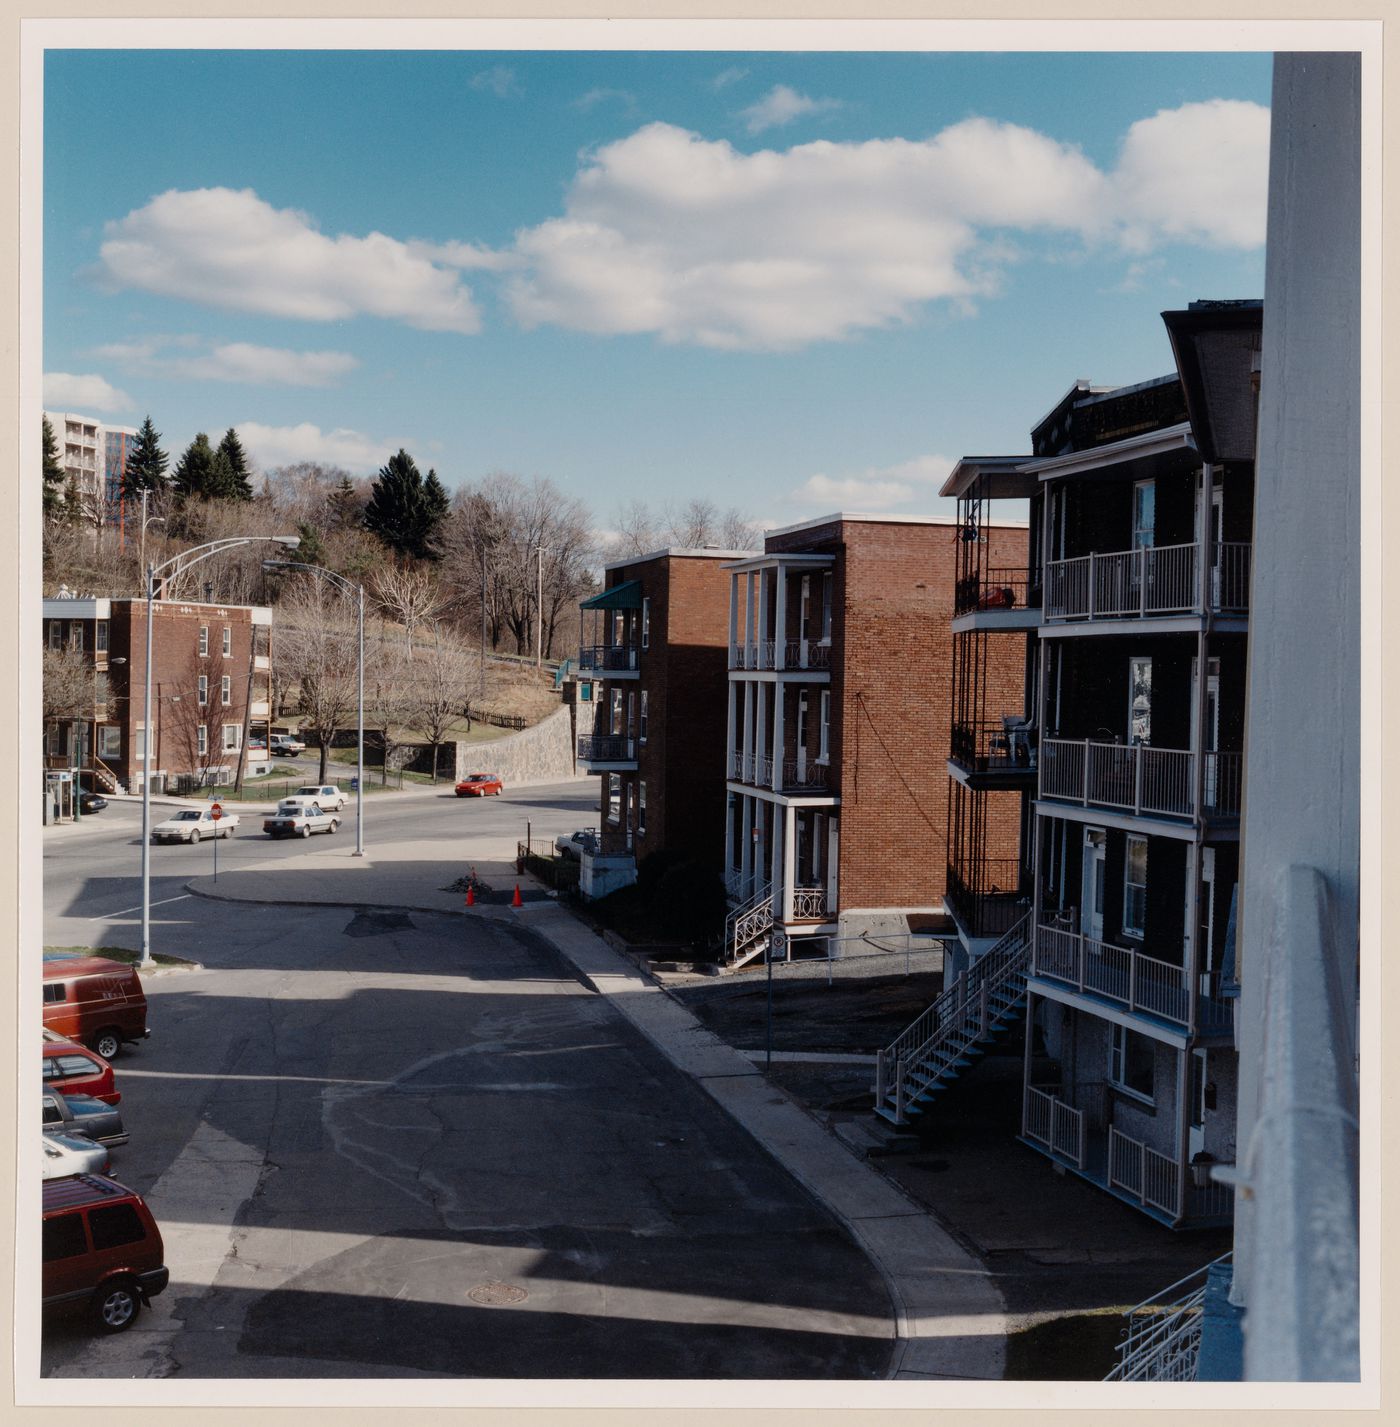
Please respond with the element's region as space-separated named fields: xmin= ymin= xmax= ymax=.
xmin=38 ymin=780 xmax=895 ymax=1380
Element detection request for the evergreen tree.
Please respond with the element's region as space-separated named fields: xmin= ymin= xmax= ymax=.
xmin=295 ymin=521 xmax=328 ymax=569
xmin=326 ymin=474 xmax=363 ymax=531
xmin=216 ymin=427 xmax=254 ymax=501
xmin=364 ymin=449 xmax=447 ymax=560
xmin=172 ymin=433 xmax=218 ymax=499
xmin=122 ymin=415 xmax=169 ymax=496
xmin=42 ymin=416 xmax=65 ymax=515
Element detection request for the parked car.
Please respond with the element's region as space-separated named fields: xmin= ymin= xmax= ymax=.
xmin=294 ymin=784 xmax=346 ymax=811
xmin=150 ymin=807 xmax=238 ymax=843
xmin=269 ymin=733 xmax=306 ymax=756
xmin=43 ymin=1040 xmax=120 ymax=1105
xmin=246 ymin=738 xmax=268 ymax=752
xmin=43 ymin=956 xmax=149 ymax=1060
xmin=78 ymin=790 xmax=108 ymax=814
xmin=42 ymin=1133 xmax=110 ymax=1180
xmin=42 ymin=1089 xmax=128 ymax=1149
xmin=555 ymin=828 xmax=597 ymax=859
xmin=455 ymin=772 xmax=504 ymax=797
xmin=262 ymin=799 xmax=341 ymax=839
xmin=42 ymin=1174 xmax=169 ymax=1332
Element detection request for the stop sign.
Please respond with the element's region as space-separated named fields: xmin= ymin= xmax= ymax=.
xmin=210 ymin=802 xmax=223 ymax=821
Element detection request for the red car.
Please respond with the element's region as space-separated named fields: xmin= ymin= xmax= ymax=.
xmin=43 ymin=1039 xmax=121 ymax=1106
xmin=455 ymin=773 xmax=503 ymax=797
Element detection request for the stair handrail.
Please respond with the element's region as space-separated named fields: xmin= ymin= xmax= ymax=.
xmin=725 ymin=879 xmax=773 ymax=959
xmin=876 ymin=912 xmax=1031 ymax=1108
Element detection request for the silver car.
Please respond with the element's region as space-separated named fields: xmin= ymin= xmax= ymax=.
xmin=42 ymin=1131 xmax=110 ymax=1180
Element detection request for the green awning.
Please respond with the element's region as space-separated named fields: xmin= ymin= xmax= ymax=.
xmin=579 ymin=579 xmax=643 ymax=611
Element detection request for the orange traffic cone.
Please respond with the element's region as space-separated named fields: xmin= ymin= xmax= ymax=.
xmin=465 ymin=885 xmax=475 ymax=908
xmin=511 ymin=884 xmax=523 ymax=909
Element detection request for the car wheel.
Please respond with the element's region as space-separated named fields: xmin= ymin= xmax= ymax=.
xmin=189 ymin=828 xmax=200 ymax=844
xmin=91 ymin=1027 xmax=123 ymax=1061
xmin=300 ymin=824 xmax=311 ymax=838
xmin=328 ymin=819 xmax=339 ymax=834
xmin=91 ymin=1278 xmax=141 ymax=1333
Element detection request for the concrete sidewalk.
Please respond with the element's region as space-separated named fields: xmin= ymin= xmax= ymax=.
xmin=185 ymin=847 xmax=1009 ymax=1380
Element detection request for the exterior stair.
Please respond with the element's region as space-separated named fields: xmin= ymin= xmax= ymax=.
xmin=873 ymin=911 xmax=1032 ymax=1124
xmin=90 ymin=757 xmax=125 ymax=794
xmin=725 ymin=880 xmax=774 ymax=969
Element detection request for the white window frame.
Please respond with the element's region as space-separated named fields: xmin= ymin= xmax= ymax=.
xmin=1123 ymin=835 xmax=1148 ymax=939
xmin=817 ymin=690 xmax=830 ymax=763
xmin=606 ymin=773 xmax=621 ymax=824
xmin=222 ymin=626 xmax=232 ymax=657
xmin=1109 ymin=1024 xmax=1156 ymax=1105
xmin=95 ymin=621 xmax=109 ymax=653
xmin=69 ymin=622 xmax=84 ymax=652
xmin=98 ymin=725 xmax=121 ymax=759
xmin=198 ymin=625 xmax=209 ymax=656
xmin=820 ymin=572 xmax=833 ymax=643
xmin=197 ymin=724 xmax=208 ymax=757
xmin=641 ymin=597 xmax=650 ymax=651
xmin=48 ymin=621 xmax=62 ymax=650
xmin=1128 ymin=655 xmax=1152 ymax=746
xmin=1132 ymin=479 xmax=1156 ymax=550
xmin=639 ymin=688 xmax=648 ymax=743
xmin=638 ymin=780 xmax=647 ymax=837
xmin=221 ymin=674 xmax=232 ymax=706
xmin=610 ymin=686 xmax=623 ymax=736
xmin=133 ymin=727 xmax=146 ymax=759
xmin=222 ymin=723 xmax=241 ymax=753
xmin=197 ymin=674 xmax=208 ymax=706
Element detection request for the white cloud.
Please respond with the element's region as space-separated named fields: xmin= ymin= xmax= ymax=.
xmin=792 ymin=454 xmax=957 ymax=511
xmin=93 ymin=187 xmax=484 ymax=333
xmin=43 ymin=371 xmax=131 ymax=413
xmin=94 ymin=335 xmax=358 ymax=388
xmin=505 ymin=101 xmax=1268 ymax=352
xmin=470 ymin=66 xmax=521 ymax=99
xmin=237 ymin=421 xmax=409 ymax=474
xmin=573 ymin=87 xmax=638 ymax=115
xmin=711 ymin=66 xmax=749 ymax=91
xmin=739 ymin=85 xmax=844 ymax=134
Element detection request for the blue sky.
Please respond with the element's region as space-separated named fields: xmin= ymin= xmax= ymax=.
xmin=42 ymin=48 xmax=1272 ymax=528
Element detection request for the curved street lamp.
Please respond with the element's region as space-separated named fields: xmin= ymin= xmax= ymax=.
xmin=261 ymin=559 xmax=365 ymax=862
xmin=140 ymin=535 xmax=300 ymax=968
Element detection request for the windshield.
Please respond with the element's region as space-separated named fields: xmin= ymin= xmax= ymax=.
xmin=173 ymin=811 xmax=200 ymax=821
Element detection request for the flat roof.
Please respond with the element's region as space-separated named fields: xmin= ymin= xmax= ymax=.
xmin=602 ymin=546 xmax=758 ymax=574
xmin=763 ymin=510 xmax=967 ymax=539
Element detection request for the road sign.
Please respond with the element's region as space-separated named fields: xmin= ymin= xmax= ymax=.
xmin=210 ymin=802 xmax=223 ymax=821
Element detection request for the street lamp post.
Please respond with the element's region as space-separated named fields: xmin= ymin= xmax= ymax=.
xmin=534 ymin=542 xmax=550 ymax=669
xmin=262 ymin=559 xmax=365 ymax=860
xmin=140 ymin=535 xmax=299 ymax=969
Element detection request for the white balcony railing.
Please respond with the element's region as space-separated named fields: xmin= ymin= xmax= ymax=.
xmin=1045 ymin=541 xmax=1251 ymax=621
xmin=1023 ymin=1086 xmax=1084 ymax=1167
xmin=782 ymin=759 xmax=828 ymax=791
xmin=790 ymin=886 xmax=829 ymax=920
xmin=1109 ymin=1126 xmax=1181 ymax=1218
xmin=1040 ymin=739 xmax=1242 ymax=819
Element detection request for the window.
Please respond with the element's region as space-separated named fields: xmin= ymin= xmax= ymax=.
xmin=197 ymin=725 xmax=208 ymax=757
xmin=95 ymin=621 xmax=109 ymax=653
xmin=606 ymin=773 xmax=621 ymax=824
xmin=610 ymin=686 xmax=624 ymax=736
xmin=43 ymin=1216 xmax=88 ymax=1263
xmin=1128 ymin=656 xmax=1152 ymax=745
xmin=221 ymin=674 xmax=232 ymax=706
xmin=1123 ymin=836 xmax=1147 ymax=938
xmin=800 ymin=574 xmax=812 ymax=641
xmin=198 ymin=625 xmax=209 ymax=656
xmin=88 ymin=1203 xmax=147 ymax=1251
xmin=1109 ymin=1025 xmax=1156 ymax=1103
xmin=796 ymin=689 xmax=809 ymax=756
xmin=579 ymin=681 xmax=593 ymax=702
xmin=222 ymin=626 xmax=232 ymax=657
xmin=820 ymin=572 xmax=833 ymax=642
xmin=48 ymin=621 xmax=62 ymax=650
xmin=639 ymin=689 xmax=649 ymax=743
xmin=98 ymin=726 xmax=121 ymax=759
xmin=43 ymin=983 xmax=67 ymax=1004
xmin=641 ymin=597 xmax=651 ymax=650
xmin=133 ymin=728 xmax=146 ymax=759
xmin=625 ymin=783 xmax=634 ymax=850
xmin=69 ymin=622 xmax=84 ymax=652
xmin=627 ymin=691 xmax=636 ymax=739
xmin=818 ymin=691 xmax=830 ymax=763
xmin=222 ymin=724 xmax=241 ymax=753
xmin=1132 ymin=480 xmax=1156 ymax=550
xmin=638 ymin=780 xmax=647 ymax=836
xmin=197 ymin=674 xmax=208 ymax=706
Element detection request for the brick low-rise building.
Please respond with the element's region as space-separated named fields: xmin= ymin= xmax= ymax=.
xmin=722 ymin=512 xmax=1026 ymax=966
xmin=42 ymin=594 xmax=273 ymax=809
xmin=574 ymin=548 xmax=750 ymax=898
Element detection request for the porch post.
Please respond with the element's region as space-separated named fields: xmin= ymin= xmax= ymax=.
xmin=758 ymin=566 xmax=770 ymax=666
xmin=726 ymin=679 xmax=737 ymax=781
xmin=1175 ymin=1046 xmax=1191 ymax=1222
xmin=728 ymin=572 xmax=739 ymax=662
xmin=782 ymin=802 xmax=797 ymax=923
xmin=742 ymin=679 xmax=755 ymax=781
xmin=740 ymin=793 xmax=753 ymax=892
xmin=774 ymin=564 xmax=788 ymax=670
xmin=771 ymin=680 xmax=785 ymax=792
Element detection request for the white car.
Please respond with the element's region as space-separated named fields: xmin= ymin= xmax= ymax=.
xmin=42 ymin=1131 xmax=110 ymax=1180
xmin=263 ymin=799 xmax=341 ymax=839
xmin=151 ymin=807 xmax=239 ymax=843
xmin=555 ymin=828 xmax=598 ymax=859
xmin=270 ymin=733 xmax=306 ymax=756
xmin=294 ymin=784 xmax=346 ymax=812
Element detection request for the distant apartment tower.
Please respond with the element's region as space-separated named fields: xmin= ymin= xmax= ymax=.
xmin=721 ymin=513 xmax=1026 ymax=967
xmin=43 ymin=410 xmax=137 ymax=525
xmin=574 ymin=548 xmax=749 ymax=899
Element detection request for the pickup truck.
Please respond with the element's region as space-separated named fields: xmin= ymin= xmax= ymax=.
xmin=262 ymin=798 xmax=341 ymax=839
xmin=269 ymin=733 xmax=306 ymax=757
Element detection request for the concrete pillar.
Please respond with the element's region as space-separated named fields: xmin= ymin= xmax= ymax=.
xmin=774 ymin=563 xmax=788 ymax=669
xmin=782 ymin=803 xmax=797 ymax=922
xmin=771 ymin=680 xmax=785 ymax=791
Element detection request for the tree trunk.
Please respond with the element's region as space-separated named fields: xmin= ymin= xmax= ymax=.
xmin=318 ymin=742 xmax=330 ymax=784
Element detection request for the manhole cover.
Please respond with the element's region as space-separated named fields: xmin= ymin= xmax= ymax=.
xmin=468 ymin=1280 xmax=528 ymax=1306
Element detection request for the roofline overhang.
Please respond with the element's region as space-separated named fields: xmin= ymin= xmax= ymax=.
xmin=1018 ymin=422 xmax=1196 ymax=481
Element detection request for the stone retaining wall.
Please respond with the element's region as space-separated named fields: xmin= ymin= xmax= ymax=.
xmin=455 ymin=704 xmax=580 ymax=787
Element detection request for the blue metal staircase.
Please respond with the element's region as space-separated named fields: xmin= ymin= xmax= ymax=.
xmin=873 ymin=912 xmax=1031 ymax=1124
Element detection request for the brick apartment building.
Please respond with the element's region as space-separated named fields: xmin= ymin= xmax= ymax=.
xmin=42 ymin=593 xmax=273 ymax=808
xmin=722 ymin=513 xmax=1026 ymax=966
xmin=875 ymin=302 xmax=1260 ymax=1232
xmin=574 ymin=548 xmax=749 ymax=898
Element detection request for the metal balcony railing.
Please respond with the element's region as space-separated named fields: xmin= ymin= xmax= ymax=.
xmin=576 ymin=734 xmax=636 ymax=762
xmin=944 ymin=860 xmax=1032 ymax=940
xmin=1040 ymin=738 xmax=1242 ymax=819
xmin=950 ymin=719 xmax=1037 ymax=773
xmin=1109 ymin=1126 xmax=1182 ymax=1218
xmin=1044 ymin=541 xmax=1252 ymax=621
xmin=577 ymin=643 xmax=638 ymax=673
xmin=1105 ymin=1254 xmax=1232 ymax=1382
xmin=954 ymin=566 xmax=1035 ymax=616
xmin=790 ymin=886 xmax=829 ymax=920
xmin=1023 ymin=1086 xmax=1084 ymax=1167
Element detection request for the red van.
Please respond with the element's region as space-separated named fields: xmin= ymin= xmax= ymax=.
xmin=42 ymin=957 xmax=149 ymax=1060
xmin=42 ymin=1039 xmax=120 ymax=1104
xmin=42 ymin=1175 xmax=168 ymax=1332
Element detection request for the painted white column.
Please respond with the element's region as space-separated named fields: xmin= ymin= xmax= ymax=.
xmin=742 ymin=680 xmax=755 ymax=778
xmin=726 ymin=679 xmax=737 ymax=780
xmin=827 ymin=816 xmax=839 ymax=911
xmin=745 ymin=571 xmax=756 ymax=656
xmin=771 ymin=679 xmax=785 ymax=792
xmin=758 ymin=566 xmax=770 ymax=666
xmin=740 ymin=793 xmax=753 ymax=891
xmin=755 ymin=681 xmax=767 ymax=771
xmin=773 ymin=563 xmax=788 ymax=670
xmin=729 ymin=572 xmax=739 ymax=662
xmin=769 ymin=800 xmax=783 ymax=915
xmin=782 ymin=802 xmax=797 ymax=923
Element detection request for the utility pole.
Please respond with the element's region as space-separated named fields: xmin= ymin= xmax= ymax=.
xmin=535 ymin=542 xmax=545 ymax=668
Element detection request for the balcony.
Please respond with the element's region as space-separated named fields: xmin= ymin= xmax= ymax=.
xmin=577 ymin=734 xmax=638 ymax=769
xmin=789 ymin=886 xmax=830 ymax=921
xmin=728 ymin=751 xmax=831 ymax=795
xmin=1044 ymin=541 xmax=1251 ymax=622
xmin=728 ymin=639 xmax=831 ymax=673
xmin=950 ymin=719 xmax=1037 ymax=780
xmin=954 ymin=566 xmax=1038 ymax=618
xmin=1032 ymin=924 xmax=1232 ymax=1033
xmin=945 ymin=859 xmax=1032 ymax=940
xmin=1039 ymin=738 xmax=1242 ymax=821
xmin=577 ymin=644 xmax=639 ymax=676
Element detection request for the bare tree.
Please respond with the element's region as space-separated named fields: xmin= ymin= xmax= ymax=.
xmin=273 ymin=580 xmax=359 ymax=783
xmin=604 ymin=496 xmax=760 ymax=560
xmin=612 ymin=498 xmax=661 ymax=557
xmin=370 ymin=563 xmax=448 ymax=655
xmin=42 ymin=647 xmax=110 ymax=726
xmin=398 ymin=626 xmax=474 ymax=782
xmin=159 ymin=650 xmax=227 ymax=788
